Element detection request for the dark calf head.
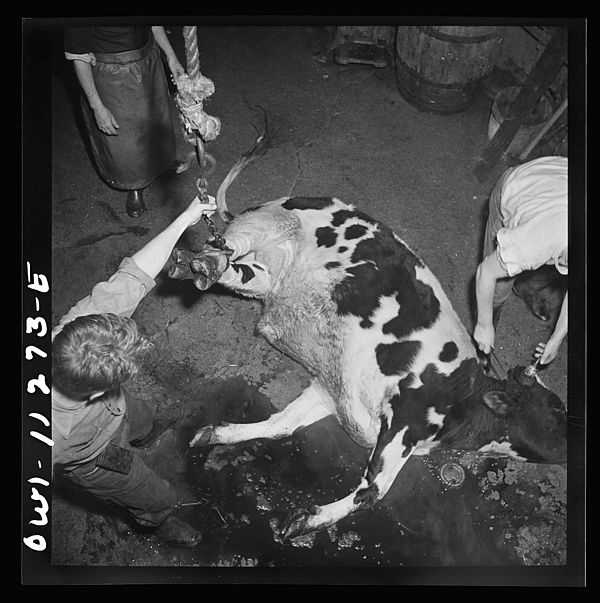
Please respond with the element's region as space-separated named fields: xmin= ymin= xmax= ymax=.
xmin=513 ymin=266 xmax=567 ymax=323
xmin=482 ymin=366 xmax=567 ymax=464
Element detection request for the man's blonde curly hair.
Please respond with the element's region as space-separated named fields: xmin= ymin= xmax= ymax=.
xmin=52 ymin=313 xmax=153 ymax=394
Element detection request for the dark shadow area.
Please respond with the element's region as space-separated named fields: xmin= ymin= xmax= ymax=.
xmin=50 ymin=24 xmax=97 ymax=173
xmin=176 ymin=404 xmax=521 ymax=566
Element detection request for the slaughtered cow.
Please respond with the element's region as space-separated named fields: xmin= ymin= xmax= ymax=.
xmin=169 ymin=128 xmax=567 ymax=542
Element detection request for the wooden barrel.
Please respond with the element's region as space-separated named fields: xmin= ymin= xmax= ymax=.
xmin=395 ymin=25 xmax=502 ymax=114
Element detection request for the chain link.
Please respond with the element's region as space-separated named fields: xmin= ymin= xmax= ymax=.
xmin=196 ymin=177 xmax=232 ymax=252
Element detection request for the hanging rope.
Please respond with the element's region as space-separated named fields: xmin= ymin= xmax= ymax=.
xmin=175 ymin=26 xmax=221 ymax=169
xmin=183 ymin=25 xmax=201 ymax=80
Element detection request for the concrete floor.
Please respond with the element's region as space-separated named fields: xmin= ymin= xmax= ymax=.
xmin=47 ymin=25 xmax=572 ymax=582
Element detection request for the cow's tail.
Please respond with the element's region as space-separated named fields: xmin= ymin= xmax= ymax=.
xmin=216 ymin=106 xmax=275 ymax=224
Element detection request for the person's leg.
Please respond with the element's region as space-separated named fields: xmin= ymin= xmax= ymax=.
xmin=67 ymin=454 xmax=175 ymax=526
xmin=491 ymin=275 xmax=515 ymax=327
xmin=64 ymin=452 xmax=201 ymax=548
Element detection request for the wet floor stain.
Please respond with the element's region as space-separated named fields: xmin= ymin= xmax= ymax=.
xmin=157 ymin=376 xmax=563 ymax=567
xmin=98 ymin=199 xmax=126 ymax=224
xmin=52 ymin=366 xmax=566 ymax=568
xmin=70 ymin=227 xmax=150 ymax=248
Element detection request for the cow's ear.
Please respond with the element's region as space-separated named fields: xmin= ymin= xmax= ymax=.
xmin=482 ymin=391 xmax=514 ymax=416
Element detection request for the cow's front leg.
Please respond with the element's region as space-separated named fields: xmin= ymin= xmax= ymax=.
xmin=279 ymin=416 xmax=420 ymax=541
xmin=190 ymin=380 xmax=334 ymax=447
xmin=217 ymin=253 xmax=273 ymax=298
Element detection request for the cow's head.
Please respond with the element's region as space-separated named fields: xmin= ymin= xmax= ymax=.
xmin=481 ymin=366 xmax=567 ymax=464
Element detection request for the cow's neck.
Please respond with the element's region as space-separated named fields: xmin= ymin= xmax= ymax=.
xmin=435 ymin=374 xmax=508 ymax=452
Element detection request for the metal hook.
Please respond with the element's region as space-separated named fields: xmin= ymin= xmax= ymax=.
xmin=194 ymin=136 xmax=217 ymax=178
xmin=523 ymin=356 xmax=541 ymax=378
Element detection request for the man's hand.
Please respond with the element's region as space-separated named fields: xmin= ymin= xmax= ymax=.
xmin=184 ymin=195 xmax=217 ymax=226
xmin=167 ymin=56 xmax=186 ymax=81
xmin=72 ymin=60 xmax=119 ymax=135
xmin=151 ymin=26 xmax=185 ymax=82
xmin=534 ymin=336 xmax=561 ymax=366
xmin=132 ymin=196 xmax=217 ymax=279
xmin=93 ymin=104 xmax=120 ymax=135
xmin=474 ymin=322 xmax=495 ymax=355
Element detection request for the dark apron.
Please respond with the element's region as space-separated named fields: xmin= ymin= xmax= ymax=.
xmin=81 ymin=36 xmax=176 ymax=190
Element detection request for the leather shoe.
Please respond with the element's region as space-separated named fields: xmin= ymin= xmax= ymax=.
xmin=153 ymin=515 xmax=202 ymax=549
xmin=130 ymin=400 xmax=185 ymax=448
xmin=126 ymin=189 xmax=146 ymax=218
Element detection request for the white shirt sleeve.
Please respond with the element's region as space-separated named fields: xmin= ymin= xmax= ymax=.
xmin=64 ymin=51 xmax=97 ymax=66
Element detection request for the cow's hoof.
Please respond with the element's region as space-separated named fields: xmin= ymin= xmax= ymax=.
xmin=171 ymin=248 xmax=189 ymax=264
xmin=168 ymin=263 xmax=192 ymax=280
xmin=192 ymin=273 xmax=221 ymax=291
xmin=191 ymin=256 xmax=216 ymax=277
xmin=168 ymin=249 xmax=195 ymax=280
xmin=190 ymin=249 xmax=230 ymax=291
xmin=189 ymin=425 xmax=216 ymax=447
xmin=191 ymin=246 xmax=231 ymax=275
xmin=279 ymin=507 xmax=316 ymax=541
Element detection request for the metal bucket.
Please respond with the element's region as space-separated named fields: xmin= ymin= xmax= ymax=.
xmin=487 ymin=86 xmax=553 ymax=155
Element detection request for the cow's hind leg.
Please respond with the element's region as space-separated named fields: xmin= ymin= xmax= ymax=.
xmin=170 ymin=245 xmax=273 ymax=295
xmin=189 ymin=380 xmax=334 ymax=447
xmin=278 ymin=416 xmax=423 ymax=541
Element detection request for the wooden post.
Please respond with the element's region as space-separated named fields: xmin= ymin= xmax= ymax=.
xmin=518 ymin=97 xmax=568 ymax=161
xmin=474 ymin=27 xmax=567 ymax=181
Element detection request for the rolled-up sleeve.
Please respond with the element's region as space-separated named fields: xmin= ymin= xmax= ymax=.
xmin=54 ymin=258 xmax=156 ymax=335
xmin=64 ymin=26 xmax=96 ymax=64
xmin=496 ymin=226 xmax=536 ymax=277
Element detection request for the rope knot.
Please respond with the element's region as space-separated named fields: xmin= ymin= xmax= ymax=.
xmin=175 ymin=74 xmax=221 ymax=142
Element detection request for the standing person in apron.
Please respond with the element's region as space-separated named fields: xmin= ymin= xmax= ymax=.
xmin=65 ymin=25 xmax=187 ymax=217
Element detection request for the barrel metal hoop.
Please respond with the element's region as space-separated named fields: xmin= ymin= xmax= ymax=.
xmin=395 ymin=54 xmax=481 ymax=91
xmin=415 ymin=25 xmax=500 ymax=45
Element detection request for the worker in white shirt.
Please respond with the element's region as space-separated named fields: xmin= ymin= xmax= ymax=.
xmin=474 ymin=156 xmax=568 ymax=366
